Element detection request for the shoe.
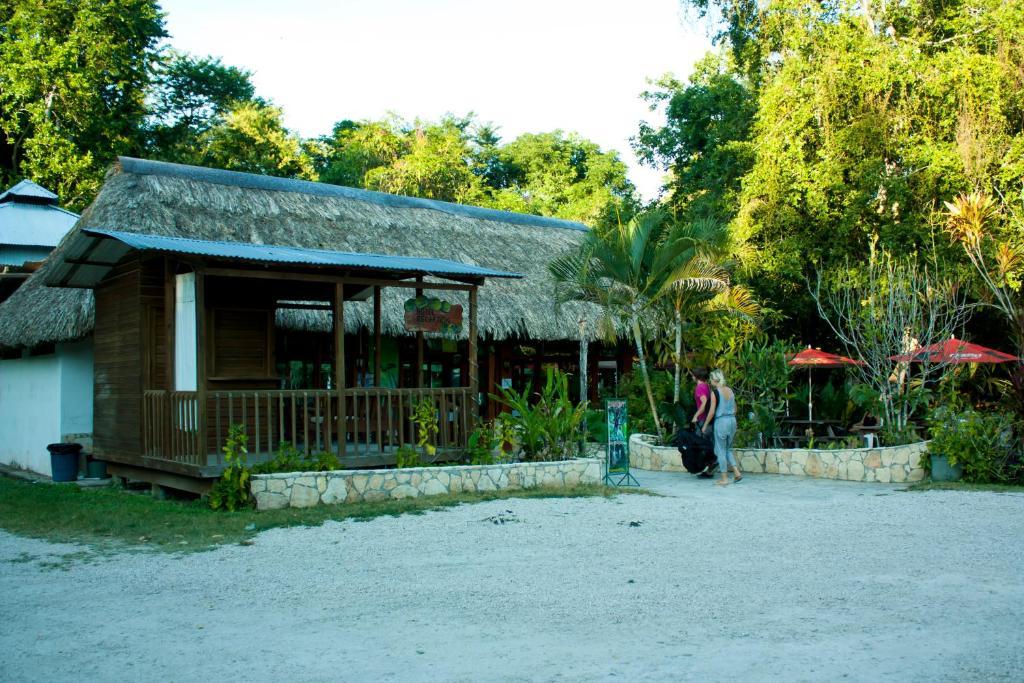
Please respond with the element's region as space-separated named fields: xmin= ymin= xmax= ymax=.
xmin=733 ymin=475 xmax=743 ymax=483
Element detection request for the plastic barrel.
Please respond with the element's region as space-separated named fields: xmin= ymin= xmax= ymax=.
xmin=47 ymin=443 xmax=82 ymax=482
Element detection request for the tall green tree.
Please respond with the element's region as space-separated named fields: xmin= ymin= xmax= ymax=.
xmin=190 ymin=101 xmax=315 ymax=179
xmin=551 ymin=209 xmax=739 ymax=439
xmin=484 ymin=131 xmax=638 ymax=226
xmin=662 ymin=0 xmax=1024 ymax=332
xmin=635 ymin=53 xmax=755 ymax=221
xmin=0 ymin=0 xmax=166 ymax=208
xmin=144 ymin=51 xmax=257 ymax=162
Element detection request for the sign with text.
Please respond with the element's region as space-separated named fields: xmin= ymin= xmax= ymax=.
xmin=403 ymin=296 xmax=463 ymax=335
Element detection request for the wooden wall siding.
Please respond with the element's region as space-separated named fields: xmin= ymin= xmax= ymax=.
xmin=93 ymin=258 xmax=143 ymax=461
xmin=209 ymin=308 xmax=273 ymax=380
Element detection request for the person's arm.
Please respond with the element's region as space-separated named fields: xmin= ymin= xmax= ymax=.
xmin=692 ymin=394 xmax=707 ymax=424
xmin=702 ymin=391 xmax=717 ymax=433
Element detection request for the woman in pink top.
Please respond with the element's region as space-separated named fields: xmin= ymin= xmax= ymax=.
xmin=691 ymin=367 xmax=713 ymax=432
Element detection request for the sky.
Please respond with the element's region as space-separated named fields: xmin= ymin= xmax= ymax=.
xmin=159 ymin=0 xmax=714 ymax=201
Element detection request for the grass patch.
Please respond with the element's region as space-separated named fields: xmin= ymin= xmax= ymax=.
xmin=0 ymin=477 xmax=626 ymax=553
xmin=904 ymin=480 xmax=1024 ymax=493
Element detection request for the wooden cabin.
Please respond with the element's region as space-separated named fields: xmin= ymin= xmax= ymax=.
xmin=0 ymin=158 xmax=630 ymax=487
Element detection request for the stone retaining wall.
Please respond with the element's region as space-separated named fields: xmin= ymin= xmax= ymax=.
xmin=630 ymin=433 xmax=927 ymax=483
xmin=251 ymin=458 xmax=604 ymax=510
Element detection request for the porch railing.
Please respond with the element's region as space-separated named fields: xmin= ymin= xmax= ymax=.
xmin=142 ymin=387 xmax=475 ymax=466
xmin=143 ymin=390 xmax=203 ymax=465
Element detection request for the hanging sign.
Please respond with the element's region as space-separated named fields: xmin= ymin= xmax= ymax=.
xmin=605 ymin=398 xmax=639 ymax=486
xmin=403 ymin=295 xmax=463 ymax=335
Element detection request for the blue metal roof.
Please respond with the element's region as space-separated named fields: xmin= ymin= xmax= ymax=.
xmin=0 ymin=180 xmax=78 ymax=249
xmin=82 ymin=228 xmax=521 ymax=278
xmin=118 ymin=157 xmax=590 ymax=232
xmin=0 ymin=179 xmax=59 ymax=204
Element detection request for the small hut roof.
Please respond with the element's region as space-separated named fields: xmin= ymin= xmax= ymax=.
xmin=0 ymin=157 xmax=598 ymax=348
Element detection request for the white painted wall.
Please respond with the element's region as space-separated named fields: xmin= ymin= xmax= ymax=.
xmin=0 ymin=338 xmax=94 ymax=476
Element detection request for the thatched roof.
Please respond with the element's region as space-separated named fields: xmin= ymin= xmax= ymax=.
xmin=0 ymin=157 xmax=598 ymax=349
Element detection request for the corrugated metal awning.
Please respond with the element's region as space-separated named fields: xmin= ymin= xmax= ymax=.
xmin=45 ymin=228 xmax=523 ymax=288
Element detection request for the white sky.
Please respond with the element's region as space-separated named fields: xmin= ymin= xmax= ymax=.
xmin=159 ymin=0 xmax=713 ymax=201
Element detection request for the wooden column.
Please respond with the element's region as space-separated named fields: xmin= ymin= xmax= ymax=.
xmin=469 ymin=285 xmax=479 ymax=426
xmin=194 ymin=270 xmax=208 ymax=459
xmin=334 ymin=282 xmax=346 ymax=457
xmin=163 ymin=258 xmax=175 ymax=390
xmin=373 ymin=285 xmax=382 ymax=387
xmin=415 ymin=276 xmax=424 ymax=388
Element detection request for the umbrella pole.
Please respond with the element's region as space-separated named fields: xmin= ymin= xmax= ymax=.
xmin=808 ymin=369 xmax=813 ymax=423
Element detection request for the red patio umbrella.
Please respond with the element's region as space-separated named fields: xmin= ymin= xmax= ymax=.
xmin=889 ymin=337 xmax=1017 ymax=364
xmin=787 ymin=347 xmax=862 ymax=422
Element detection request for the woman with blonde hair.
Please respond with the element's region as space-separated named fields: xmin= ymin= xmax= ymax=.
xmin=709 ymin=369 xmax=742 ymax=485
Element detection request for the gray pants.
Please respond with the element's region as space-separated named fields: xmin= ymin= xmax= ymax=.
xmin=714 ymin=416 xmax=737 ymax=471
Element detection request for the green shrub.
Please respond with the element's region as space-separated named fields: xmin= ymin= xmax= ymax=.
xmin=928 ymin=407 xmax=1022 ymax=483
xmin=395 ymin=445 xmax=421 ymax=469
xmin=251 ymin=442 xmax=341 ymax=474
xmin=492 ymin=368 xmax=586 ymax=461
xmin=209 ymin=424 xmax=252 ymax=511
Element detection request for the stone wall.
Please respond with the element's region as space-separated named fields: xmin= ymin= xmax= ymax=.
xmin=250 ymin=458 xmax=605 ymax=511
xmin=630 ymin=433 xmax=928 ymax=483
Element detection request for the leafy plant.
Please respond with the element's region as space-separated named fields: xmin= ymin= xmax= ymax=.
xmin=411 ymin=397 xmax=439 ymax=459
xmin=464 ymin=419 xmax=514 ymax=466
xmin=251 ymin=442 xmax=341 ymax=474
xmin=928 ymin=407 xmax=1022 ymax=484
xmin=492 ymin=368 xmax=587 ymax=461
xmin=395 ymin=445 xmax=421 ymax=469
xmin=209 ymin=424 xmax=252 ymax=511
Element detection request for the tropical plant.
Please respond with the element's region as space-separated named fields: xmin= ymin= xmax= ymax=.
xmin=209 ymin=424 xmax=251 ymax=511
xmin=718 ymin=335 xmax=793 ymax=441
xmin=928 ymin=406 xmax=1022 ymax=483
xmin=395 ymin=397 xmax=439 ymax=468
xmin=252 ymin=442 xmax=341 ymax=474
xmin=945 ymin=191 xmax=1024 ymax=413
xmin=491 ymin=368 xmax=587 ymax=461
xmin=812 ymin=242 xmax=970 ymax=432
xmin=550 ymin=208 xmax=747 ymax=440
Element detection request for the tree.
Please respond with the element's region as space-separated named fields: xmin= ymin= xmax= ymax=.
xmin=190 ymin=102 xmax=315 ymax=179
xmin=485 ymin=131 xmax=637 ymax=227
xmin=144 ymin=51 xmax=257 ymax=162
xmin=550 ymin=209 xmax=738 ymax=440
xmin=0 ymin=0 xmax=166 ymax=208
xmin=945 ymin=191 xmax=1024 ymax=411
xmin=663 ymin=0 xmax=1024 ymax=335
xmin=812 ymin=243 xmax=970 ymax=434
xmin=634 ymin=54 xmax=756 ymax=221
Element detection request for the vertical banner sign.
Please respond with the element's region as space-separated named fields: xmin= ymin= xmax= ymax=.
xmin=605 ymin=399 xmax=638 ymax=486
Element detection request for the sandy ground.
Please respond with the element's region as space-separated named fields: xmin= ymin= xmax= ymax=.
xmin=1 ymin=471 xmax=1023 ymax=682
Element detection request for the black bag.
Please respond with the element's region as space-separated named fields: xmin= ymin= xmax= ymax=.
xmin=672 ymin=426 xmax=717 ymax=474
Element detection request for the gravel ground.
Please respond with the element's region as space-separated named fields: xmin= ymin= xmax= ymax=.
xmin=1 ymin=471 xmax=1023 ymax=682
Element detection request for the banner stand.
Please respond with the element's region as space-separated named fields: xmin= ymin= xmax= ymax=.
xmin=603 ymin=398 xmax=639 ymax=487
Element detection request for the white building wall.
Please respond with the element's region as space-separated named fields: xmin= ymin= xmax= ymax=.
xmin=58 ymin=339 xmax=94 ymax=440
xmin=0 ymin=338 xmax=95 ymax=476
xmin=0 ymin=351 xmax=62 ymax=475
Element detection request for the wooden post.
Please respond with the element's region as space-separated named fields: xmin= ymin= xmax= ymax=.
xmin=164 ymin=257 xmax=175 ymax=390
xmin=415 ymin=276 xmax=424 ymax=388
xmin=334 ymin=282 xmax=346 ymax=458
xmin=469 ymin=285 xmax=479 ymax=427
xmin=194 ymin=270 xmax=208 ymax=461
xmin=373 ymin=285 xmax=382 ymax=387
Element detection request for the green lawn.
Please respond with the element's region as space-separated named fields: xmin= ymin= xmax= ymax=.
xmin=0 ymin=477 xmax=624 ymax=552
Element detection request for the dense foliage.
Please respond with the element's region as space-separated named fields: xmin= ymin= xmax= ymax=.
xmin=638 ymin=0 xmax=1024 ymax=333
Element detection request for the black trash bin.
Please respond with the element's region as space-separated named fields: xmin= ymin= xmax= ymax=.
xmin=47 ymin=443 xmax=82 ymax=482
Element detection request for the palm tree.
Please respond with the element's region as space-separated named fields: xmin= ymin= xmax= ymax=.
xmin=655 ymin=218 xmax=760 ymax=404
xmin=550 ymin=209 xmax=746 ymax=440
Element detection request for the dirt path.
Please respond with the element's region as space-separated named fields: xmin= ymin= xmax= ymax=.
xmin=2 ymin=473 xmax=1023 ymax=681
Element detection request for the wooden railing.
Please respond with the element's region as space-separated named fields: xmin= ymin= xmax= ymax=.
xmin=143 ymin=387 xmax=475 ymax=466
xmin=143 ymin=390 xmax=203 ymax=465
